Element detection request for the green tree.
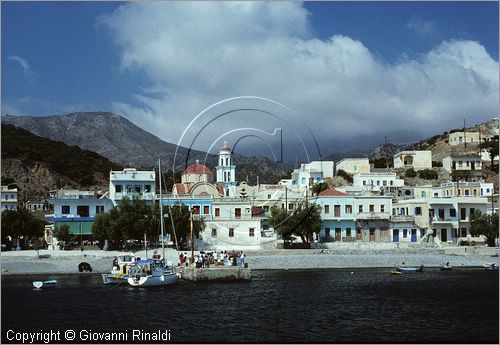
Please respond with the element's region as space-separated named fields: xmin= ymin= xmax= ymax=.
xmin=405 ymin=168 xmax=416 ymax=178
xmin=92 ymin=213 xmax=112 ymax=247
xmin=418 ymin=169 xmax=438 ymax=180
xmin=163 ymin=204 xmax=205 ymax=250
xmin=311 ymin=182 xmax=329 ymax=195
xmin=1 ymin=208 xmax=45 ymax=245
xmin=336 ymin=169 xmax=353 ymax=183
xmin=469 ymin=211 xmax=499 ymax=247
xmin=55 ymin=224 xmax=72 ymax=245
xmin=269 ymin=203 xmax=322 ymax=244
xmin=479 ymin=135 xmax=499 ymax=171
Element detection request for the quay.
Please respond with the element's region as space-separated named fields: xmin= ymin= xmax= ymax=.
xmin=176 ymin=266 xmax=251 ymax=281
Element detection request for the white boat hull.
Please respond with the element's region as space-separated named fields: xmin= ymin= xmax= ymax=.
xmin=127 ymin=272 xmax=179 ymax=287
xmin=102 ymin=273 xmax=128 ymax=285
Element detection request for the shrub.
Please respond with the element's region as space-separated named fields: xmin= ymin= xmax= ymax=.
xmin=336 ymin=169 xmax=353 ymax=183
xmin=418 ymin=169 xmax=438 ymax=180
xmin=405 ymin=168 xmax=416 ymax=178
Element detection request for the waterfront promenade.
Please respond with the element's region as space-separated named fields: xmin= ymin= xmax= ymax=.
xmin=1 ymin=246 xmax=498 ymax=275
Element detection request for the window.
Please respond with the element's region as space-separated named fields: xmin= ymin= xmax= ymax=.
xmin=96 ymin=205 xmax=105 ymax=214
xmin=228 ymin=172 xmax=231 ymax=181
xmin=369 ymin=204 xmax=375 ymax=213
xmin=458 ymin=161 xmax=463 ymax=167
xmin=334 ymin=205 xmax=341 ymax=217
xmin=192 ymin=206 xmax=200 ymax=215
xmin=215 ymin=208 xmax=220 ymax=217
xmin=376 ymin=181 xmax=380 ymax=186
xmin=383 ymin=180 xmax=387 ymax=186
xmin=249 ymin=228 xmax=255 ymax=237
xmin=359 ymin=205 xmax=363 ymax=213
xmin=421 ymin=191 xmax=426 ymax=198
xmin=465 ymin=189 xmax=470 ymax=196
xmin=469 ymin=208 xmax=475 ymax=217
xmin=363 ymin=181 xmax=366 ymax=186
xmin=438 ymin=208 xmax=445 ymax=220
xmin=211 ymin=229 xmax=217 ymax=237
xmin=346 ymin=228 xmax=352 ymax=237
xmin=288 ymin=203 xmax=294 ymax=210
xmin=460 ymin=208 xmax=466 ymax=220
xmin=62 ymin=205 xmax=70 ymax=214
xmin=380 ymin=205 xmax=385 ymax=213
xmin=126 ymin=185 xmax=132 ymax=193
xmin=390 ymin=181 xmax=394 ymax=186
xmin=450 ymin=208 xmax=456 ymax=217
xmin=403 ymin=229 xmax=407 ymax=238
xmin=268 ymin=194 xmax=271 ymax=199
xmin=115 ymin=185 xmax=122 ymax=193
xmin=235 ymin=208 xmax=241 ymax=219
xmin=77 ymin=205 xmax=89 ymax=217
xmin=135 ymin=185 xmax=141 ymax=193
xmin=225 ymin=158 xmax=229 ymax=165
xmin=345 ymin=205 xmax=352 ymax=214
xmin=229 ymin=228 xmax=234 ymax=237
xmin=324 ymin=228 xmax=330 ymax=237
xmin=203 ymin=206 xmax=209 ymax=215
xmin=324 ymin=205 xmax=329 ymax=214
xmin=415 ymin=207 xmax=422 ymax=215
xmin=144 ymin=185 xmax=151 ymax=192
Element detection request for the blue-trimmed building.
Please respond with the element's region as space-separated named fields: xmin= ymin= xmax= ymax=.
xmin=313 ymin=188 xmax=357 ymax=242
xmin=46 ymin=190 xmax=113 ymax=236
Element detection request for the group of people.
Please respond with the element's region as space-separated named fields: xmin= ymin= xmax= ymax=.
xmin=178 ymin=250 xmax=246 ymax=268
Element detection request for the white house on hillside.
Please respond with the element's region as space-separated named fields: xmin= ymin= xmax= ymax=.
xmin=336 ymin=158 xmax=370 ymax=175
xmin=393 ymin=150 xmax=432 ymax=171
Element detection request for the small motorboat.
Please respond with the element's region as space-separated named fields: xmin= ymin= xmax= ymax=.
xmin=396 ymin=265 xmax=424 ymax=273
xmin=390 ymin=271 xmax=402 ymax=275
xmin=102 ymin=254 xmax=137 ymax=284
xmin=482 ymin=263 xmax=499 ymax=271
xmin=32 ymin=280 xmax=57 ymax=289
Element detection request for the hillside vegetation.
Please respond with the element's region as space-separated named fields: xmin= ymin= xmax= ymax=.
xmin=1 ymin=124 xmax=123 ymax=202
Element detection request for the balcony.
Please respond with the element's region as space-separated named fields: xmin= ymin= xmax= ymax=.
xmin=115 ymin=192 xmax=155 ymax=200
xmin=391 ymin=215 xmax=414 ymax=222
xmin=357 ymin=212 xmax=390 ymax=220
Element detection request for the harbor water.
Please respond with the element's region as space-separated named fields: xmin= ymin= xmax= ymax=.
xmin=2 ymin=268 xmax=498 ymax=343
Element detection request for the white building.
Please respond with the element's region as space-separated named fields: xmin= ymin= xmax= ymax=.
xmin=442 ymin=154 xmax=482 ymax=177
xmin=353 ymin=172 xmax=405 ymax=193
xmin=283 ymin=161 xmax=334 ymax=188
xmin=393 ymin=150 xmax=432 ymax=171
xmin=449 ymin=131 xmax=480 ymax=146
xmin=109 ymin=168 xmax=156 ymax=206
xmin=1 ymin=186 xmax=18 ymax=212
xmin=391 ymin=199 xmax=430 ymax=243
xmin=336 ymin=158 xmax=370 ymax=175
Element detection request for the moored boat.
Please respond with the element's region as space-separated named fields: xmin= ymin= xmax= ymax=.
xmin=127 ymin=258 xmax=179 ymax=287
xmin=482 ymin=263 xmax=498 ymax=271
xmin=396 ymin=264 xmax=424 ymax=273
xmin=101 ymin=254 xmax=137 ymax=284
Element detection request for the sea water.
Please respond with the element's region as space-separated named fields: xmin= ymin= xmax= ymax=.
xmin=2 ymin=268 xmax=498 ymax=343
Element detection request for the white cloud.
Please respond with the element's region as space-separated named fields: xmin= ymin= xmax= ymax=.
xmin=100 ymin=2 xmax=499 ymax=156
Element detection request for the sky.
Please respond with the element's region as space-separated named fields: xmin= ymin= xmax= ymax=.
xmin=2 ymin=1 xmax=499 ymax=162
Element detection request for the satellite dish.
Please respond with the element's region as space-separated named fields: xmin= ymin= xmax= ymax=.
xmin=32 ymin=281 xmax=43 ymax=289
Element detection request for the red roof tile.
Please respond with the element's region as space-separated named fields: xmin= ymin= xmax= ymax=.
xmin=318 ymin=188 xmax=350 ymax=197
xmin=183 ymin=164 xmax=213 ymax=174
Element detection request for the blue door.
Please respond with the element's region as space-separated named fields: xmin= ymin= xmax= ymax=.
xmin=393 ymin=229 xmax=399 ymax=242
xmin=411 ymin=229 xmax=417 ymax=242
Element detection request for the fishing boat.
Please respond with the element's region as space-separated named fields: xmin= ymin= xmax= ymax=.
xmin=127 ymin=158 xmax=180 ymax=288
xmin=127 ymin=258 xmax=179 ymax=287
xmin=482 ymin=263 xmax=499 ymax=270
xmin=101 ymin=254 xmax=137 ymax=284
xmin=395 ymin=264 xmax=424 ymax=273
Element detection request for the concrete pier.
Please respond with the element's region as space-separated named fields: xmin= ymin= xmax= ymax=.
xmin=177 ymin=266 xmax=251 ymax=281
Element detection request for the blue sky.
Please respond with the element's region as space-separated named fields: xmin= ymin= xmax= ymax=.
xmin=2 ymin=1 xmax=499 ymax=157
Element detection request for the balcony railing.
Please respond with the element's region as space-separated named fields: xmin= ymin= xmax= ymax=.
xmin=115 ymin=192 xmax=155 ymax=200
xmin=357 ymin=212 xmax=390 ymax=219
xmin=391 ymin=215 xmax=414 ymax=222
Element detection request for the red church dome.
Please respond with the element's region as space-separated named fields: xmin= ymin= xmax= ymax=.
xmin=183 ymin=162 xmax=213 ymax=174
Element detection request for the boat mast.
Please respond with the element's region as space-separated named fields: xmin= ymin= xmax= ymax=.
xmin=159 ymin=159 xmax=165 ymax=260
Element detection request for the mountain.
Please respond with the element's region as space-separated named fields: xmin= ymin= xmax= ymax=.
xmin=1 ymin=112 xmax=282 ymax=183
xmin=1 ymin=124 xmax=123 ymax=203
xmin=323 ymin=143 xmax=410 ymax=162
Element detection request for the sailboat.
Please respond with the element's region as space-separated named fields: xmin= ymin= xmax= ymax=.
xmin=127 ymin=159 xmax=180 ymax=287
